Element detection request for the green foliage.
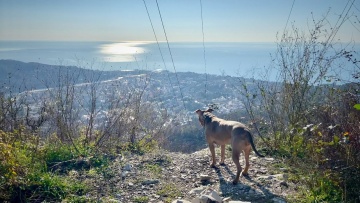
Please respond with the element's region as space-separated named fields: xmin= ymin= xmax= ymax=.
xmin=157 ymin=183 xmax=181 ymax=200
xmin=0 ymin=129 xmax=110 ymax=202
xmin=133 ymin=196 xmax=150 ymax=203
xmin=0 ymin=122 xmax=164 ymax=202
xmin=144 ymin=163 xmax=162 ymax=177
xmin=15 ymin=172 xmax=88 ymax=202
xmin=117 ymin=135 xmax=158 ymax=155
xmin=41 ymin=135 xmax=111 ymax=174
xmin=0 ymin=129 xmax=40 ymax=185
xmin=43 ymin=142 xmax=74 ymax=166
xmin=306 ymin=172 xmax=342 ymax=203
xmin=63 ymin=195 xmax=92 ymax=203
xmin=354 ymin=103 xmax=360 ymax=110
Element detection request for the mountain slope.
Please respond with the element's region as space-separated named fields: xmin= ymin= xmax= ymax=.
xmin=0 ymin=59 xmax=124 ymax=93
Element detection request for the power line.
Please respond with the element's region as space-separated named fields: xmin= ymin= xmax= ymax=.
xmin=200 ymin=0 xmax=208 ymax=100
xmin=155 ymin=0 xmax=187 ymax=110
xmin=283 ymin=0 xmax=296 ymax=35
xmin=142 ymin=0 xmax=177 ymax=100
xmin=328 ymin=0 xmax=356 ymax=44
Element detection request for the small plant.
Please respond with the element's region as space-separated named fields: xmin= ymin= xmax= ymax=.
xmin=133 ymin=196 xmax=149 ymax=203
xmin=10 ymin=172 xmax=89 ymax=202
xmin=116 ymin=136 xmax=158 ymax=155
xmin=157 ymin=183 xmax=181 ymax=201
xmin=144 ymin=163 xmax=162 ymax=177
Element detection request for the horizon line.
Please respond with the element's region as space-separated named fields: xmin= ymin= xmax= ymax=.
xmin=1 ymin=40 xmax=360 ymax=44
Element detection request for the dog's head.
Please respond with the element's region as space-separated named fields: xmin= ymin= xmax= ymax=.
xmin=195 ymin=108 xmax=214 ymax=126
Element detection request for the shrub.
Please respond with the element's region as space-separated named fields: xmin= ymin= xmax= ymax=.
xmin=133 ymin=196 xmax=150 ymax=203
xmin=157 ymin=183 xmax=181 ymax=200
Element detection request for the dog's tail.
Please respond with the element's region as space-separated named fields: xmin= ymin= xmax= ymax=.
xmin=248 ymin=132 xmax=265 ymax=157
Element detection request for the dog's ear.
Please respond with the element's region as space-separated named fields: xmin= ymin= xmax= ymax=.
xmin=206 ymin=108 xmax=214 ymax=113
xmin=195 ymin=109 xmax=202 ymax=115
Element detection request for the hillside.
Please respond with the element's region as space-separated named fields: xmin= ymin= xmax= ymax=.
xmin=0 ymin=60 xmax=260 ymax=152
xmin=1 ymin=60 xmax=359 ymax=202
xmin=0 ymin=59 xmax=141 ymax=93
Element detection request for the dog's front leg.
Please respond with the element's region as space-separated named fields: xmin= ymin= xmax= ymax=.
xmin=208 ymin=142 xmax=216 ymax=167
xmin=220 ymin=145 xmax=226 ymax=165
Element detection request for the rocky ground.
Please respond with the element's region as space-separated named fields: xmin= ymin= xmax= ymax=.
xmin=71 ymin=147 xmax=296 ymax=203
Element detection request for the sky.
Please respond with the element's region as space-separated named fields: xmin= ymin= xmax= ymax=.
xmin=0 ymin=0 xmax=359 ymax=42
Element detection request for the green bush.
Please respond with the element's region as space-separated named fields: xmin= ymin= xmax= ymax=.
xmin=157 ymin=183 xmax=181 ymax=200
xmin=133 ymin=196 xmax=150 ymax=203
xmin=9 ymin=172 xmax=88 ymax=202
xmin=307 ymin=172 xmax=342 ymax=203
xmin=0 ymin=130 xmax=101 ymax=202
xmin=117 ymin=135 xmax=158 ymax=155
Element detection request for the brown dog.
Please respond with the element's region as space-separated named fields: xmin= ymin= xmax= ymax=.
xmin=195 ymin=108 xmax=264 ymax=184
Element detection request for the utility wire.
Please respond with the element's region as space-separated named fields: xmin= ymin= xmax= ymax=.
xmin=155 ymin=0 xmax=187 ymax=110
xmin=200 ymin=0 xmax=208 ymax=100
xmin=328 ymin=0 xmax=355 ymax=44
xmin=142 ymin=0 xmax=177 ymax=100
xmin=283 ymin=0 xmax=296 ymax=35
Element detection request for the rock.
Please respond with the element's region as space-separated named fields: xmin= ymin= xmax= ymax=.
xmin=192 ymin=188 xmax=222 ymax=203
xmin=141 ymin=179 xmax=159 ymax=185
xmin=272 ymin=197 xmax=287 ymax=203
xmin=121 ymin=171 xmax=128 ymax=179
xmin=68 ymin=170 xmax=78 ymax=177
xmin=229 ymin=201 xmax=251 ymax=203
xmin=272 ymin=173 xmax=288 ymax=180
xmin=279 ymin=167 xmax=288 ymax=172
xmin=257 ymin=175 xmax=273 ymax=180
xmin=265 ymin=157 xmax=274 ymax=161
xmin=123 ymin=163 xmax=132 ymax=171
xmin=200 ymin=174 xmax=211 ymax=181
xmin=115 ymin=193 xmax=121 ymax=199
xmin=172 ymin=200 xmax=192 ymax=203
xmin=280 ymin=181 xmax=288 ymax=188
xmin=189 ymin=186 xmax=206 ymax=195
xmin=254 ymin=189 xmax=264 ymax=196
xmin=258 ymin=174 xmax=286 ymax=181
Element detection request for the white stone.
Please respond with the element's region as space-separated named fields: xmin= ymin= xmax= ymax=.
xmin=172 ymin=200 xmax=192 ymax=203
xmin=272 ymin=174 xmax=287 ymax=180
xmin=121 ymin=171 xmax=128 ymax=178
xmin=265 ymin=157 xmax=274 ymax=161
xmin=189 ymin=186 xmax=206 ymax=195
xmin=192 ymin=189 xmax=222 ymax=203
xmin=200 ymin=174 xmax=211 ymax=181
xmin=123 ymin=163 xmax=132 ymax=171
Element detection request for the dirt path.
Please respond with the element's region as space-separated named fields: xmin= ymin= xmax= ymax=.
xmin=78 ymin=148 xmax=294 ymax=203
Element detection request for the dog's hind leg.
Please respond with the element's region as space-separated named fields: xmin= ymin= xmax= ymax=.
xmin=232 ymin=149 xmax=242 ymax=184
xmin=220 ymin=145 xmax=226 ymax=165
xmin=241 ymin=146 xmax=251 ymax=176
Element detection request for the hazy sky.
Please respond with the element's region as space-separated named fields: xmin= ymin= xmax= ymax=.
xmin=0 ymin=0 xmax=359 ymax=42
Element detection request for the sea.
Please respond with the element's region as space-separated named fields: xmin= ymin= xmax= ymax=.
xmin=0 ymin=41 xmax=358 ymax=81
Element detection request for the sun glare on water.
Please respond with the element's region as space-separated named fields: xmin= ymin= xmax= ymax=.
xmin=99 ymin=41 xmax=150 ymax=62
